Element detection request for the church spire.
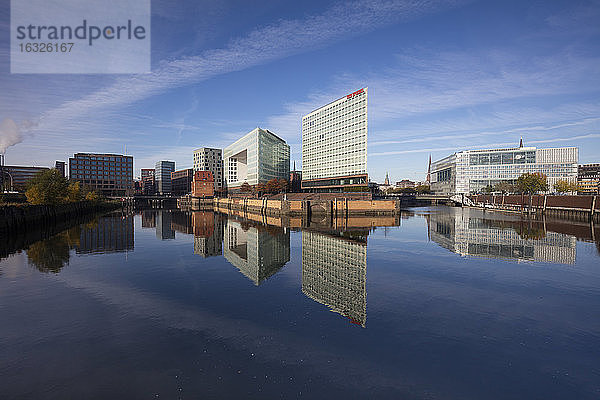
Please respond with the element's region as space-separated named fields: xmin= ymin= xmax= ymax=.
xmin=426 ymin=154 xmax=431 ymax=183
xmin=519 ymin=137 xmax=523 ymax=148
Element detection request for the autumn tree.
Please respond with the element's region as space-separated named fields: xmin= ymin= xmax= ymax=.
xmin=240 ymin=182 xmax=252 ymax=193
xmin=553 ymin=179 xmax=578 ymax=194
xmin=25 ymin=169 xmax=70 ymax=205
xmin=517 ymin=173 xmax=548 ymax=194
xmin=494 ymin=181 xmax=515 ymax=194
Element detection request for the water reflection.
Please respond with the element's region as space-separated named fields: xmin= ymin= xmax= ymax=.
xmin=24 ymin=212 xmax=134 ymax=273
xmin=223 ymin=218 xmax=290 ymax=285
xmin=427 ymin=208 xmax=577 ymax=264
xmin=302 ymin=229 xmax=368 ymax=326
xmin=192 ymin=211 xmax=224 ymax=258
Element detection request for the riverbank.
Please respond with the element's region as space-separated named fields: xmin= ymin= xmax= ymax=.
xmin=0 ymin=200 xmax=122 ymax=233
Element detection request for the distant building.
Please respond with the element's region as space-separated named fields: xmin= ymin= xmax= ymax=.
xmin=193 ymin=148 xmax=224 ymax=191
xmin=171 ymin=168 xmax=194 ymax=196
xmin=301 ymin=88 xmax=368 ymax=192
xmin=578 ymin=163 xmax=600 ymax=194
xmin=69 ymin=153 xmax=133 ymax=196
xmin=395 ymin=179 xmax=415 ymax=189
xmin=1 ymin=165 xmax=49 ymax=191
xmin=54 ymin=161 xmax=66 ymax=177
xmin=155 ymin=161 xmax=175 ymax=195
xmin=430 ymin=143 xmax=578 ymax=195
xmin=289 ymin=168 xmax=302 ymax=193
xmin=223 ymin=128 xmax=290 ymax=191
xmin=140 ymin=168 xmax=155 ymax=195
xmin=192 ymin=170 xmax=214 ymax=198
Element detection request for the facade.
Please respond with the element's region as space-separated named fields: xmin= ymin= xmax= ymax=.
xmin=578 ymin=163 xmax=600 ymax=195
xmin=69 ymin=153 xmax=133 ymax=196
xmin=171 ymin=168 xmax=194 ymax=196
xmin=289 ymin=170 xmax=302 ymax=193
xmin=223 ymin=218 xmax=290 ymax=285
xmin=301 ymin=88 xmax=368 ymax=192
xmin=430 ymin=145 xmax=578 ymax=195
xmin=1 ymin=165 xmax=49 ymax=191
xmin=427 ymin=207 xmax=576 ymax=265
xmin=193 ymin=148 xmax=223 ymax=191
xmin=301 ymin=230 xmax=367 ymax=326
xmin=54 ymin=161 xmax=66 ymax=177
xmin=155 ymin=161 xmax=175 ymax=195
xmin=192 ymin=170 xmax=214 ymax=198
xmin=395 ymin=179 xmax=416 ymax=189
xmin=223 ymin=128 xmax=290 ymax=191
xmin=141 ymin=168 xmax=155 ymax=195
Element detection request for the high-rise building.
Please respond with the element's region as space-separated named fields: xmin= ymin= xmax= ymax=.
xmin=193 ymin=148 xmax=223 ymax=191
xmin=578 ymin=163 xmax=600 ymax=194
xmin=140 ymin=168 xmax=155 ymax=195
xmin=155 ymin=161 xmax=175 ymax=195
xmin=223 ymin=128 xmax=290 ymax=191
xmin=430 ymin=143 xmax=578 ymax=195
xmin=54 ymin=161 xmax=65 ymax=177
xmin=301 ymin=88 xmax=368 ymax=192
xmin=69 ymin=153 xmax=133 ymax=196
xmin=171 ymin=168 xmax=194 ymax=196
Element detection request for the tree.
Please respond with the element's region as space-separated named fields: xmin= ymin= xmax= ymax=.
xmin=483 ymin=185 xmax=494 ymax=194
xmin=240 ymin=182 xmax=252 ymax=193
xmin=265 ymin=178 xmax=279 ymax=194
xmin=25 ymin=169 xmax=69 ymax=205
xmin=494 ymin=181 xmax=515 ymax=194
xmin=415 ymin=184 xmax=431 ymax=194
xmin=516 ymin=173 xmax=548 ymax=194
xmin=277 ymin=179 xmax=288 ymax=193
xmin=553 ymin=179 xmax=578 ymax=194
xmin=254 ymin=183 xmax=266 ymax=195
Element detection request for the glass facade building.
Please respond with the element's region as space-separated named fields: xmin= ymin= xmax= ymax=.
xmin=155 ymin=160 xmax=175 ymax=195
xmin=69 ymin=153 xmax=133 ymax=196
xmin=301 ymin=88 xmax=368 ymax=191
xmin=430 ymin=146 xmax=578 ymax=194
xmin=223 ymin=128 xmax=290 ymax=190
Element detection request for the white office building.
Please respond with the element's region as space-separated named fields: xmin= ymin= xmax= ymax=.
xmin=430 ymin=144 xmax=578 ymax=195
xmin=302 ymin=88 xmax=368 ymax=192
xmin=223 ymin=128 xmax=290 ymax=190
xmin=193 ymin=147 xmax=223 ymax=190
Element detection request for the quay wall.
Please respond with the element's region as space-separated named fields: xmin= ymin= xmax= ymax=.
xmin=0 ymin=201 xmax=121 ymax=233
xmin=469 ymin=194 xmax=600 ymax=222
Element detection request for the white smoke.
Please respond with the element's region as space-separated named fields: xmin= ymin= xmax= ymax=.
xmin=0 ymin=118 xmax=36 ymax=154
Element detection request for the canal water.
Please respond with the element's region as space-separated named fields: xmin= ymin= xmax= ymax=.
xmin=1 ymin=207 xmax=599 ymax=399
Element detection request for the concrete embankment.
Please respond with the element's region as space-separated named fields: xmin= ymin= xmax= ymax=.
xmin=0 ymin=201 xmax=121 ymax=233
xmin=468 ymin=194 xmax=600 ymax=222
xmin=212 ymin=197 xmax=403 ymax=217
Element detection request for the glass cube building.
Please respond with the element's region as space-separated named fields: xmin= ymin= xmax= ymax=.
xmin=223 ymin=128 xmax=290 ymax=190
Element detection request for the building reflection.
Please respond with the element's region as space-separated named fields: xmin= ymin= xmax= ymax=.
xmin=427 ymin=208 xmax=577 ymax=265
xmin=74 ymin=213 xmax=134 ymax=254
xmin=25 ymin=211 xmax=134 ymax=273
xmin=155 ymin=211 xmax=175 ymax=240
xmin=223 ymin=217 xmax=290 ymax=285
xmin=301 ymin=229 xmax=368 ymax=327
xmin=193 ymin=211 xmax=224 ymax=258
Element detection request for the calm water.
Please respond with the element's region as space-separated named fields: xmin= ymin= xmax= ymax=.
xmin=1 ymin=207 xmax=599 ymax=399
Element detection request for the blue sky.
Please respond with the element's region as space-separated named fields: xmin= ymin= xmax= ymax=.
xmin=1 ymin=0 xmax=599 ymax=182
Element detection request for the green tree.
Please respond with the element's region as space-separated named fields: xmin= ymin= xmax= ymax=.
xmin=25 ymin=169 xmax=69 ymax=205
xmin=516 ymin=173 xmax=548 ymax=194
xmin=494 ymin=181 xmax=515 ymax=194
xmin=553 ymin=179 xmax=578 ymax=194
xmin=483 ymin=185 xmax=494 ymax=194
xmin=415 ymin=184 xmax=431 ymax=194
